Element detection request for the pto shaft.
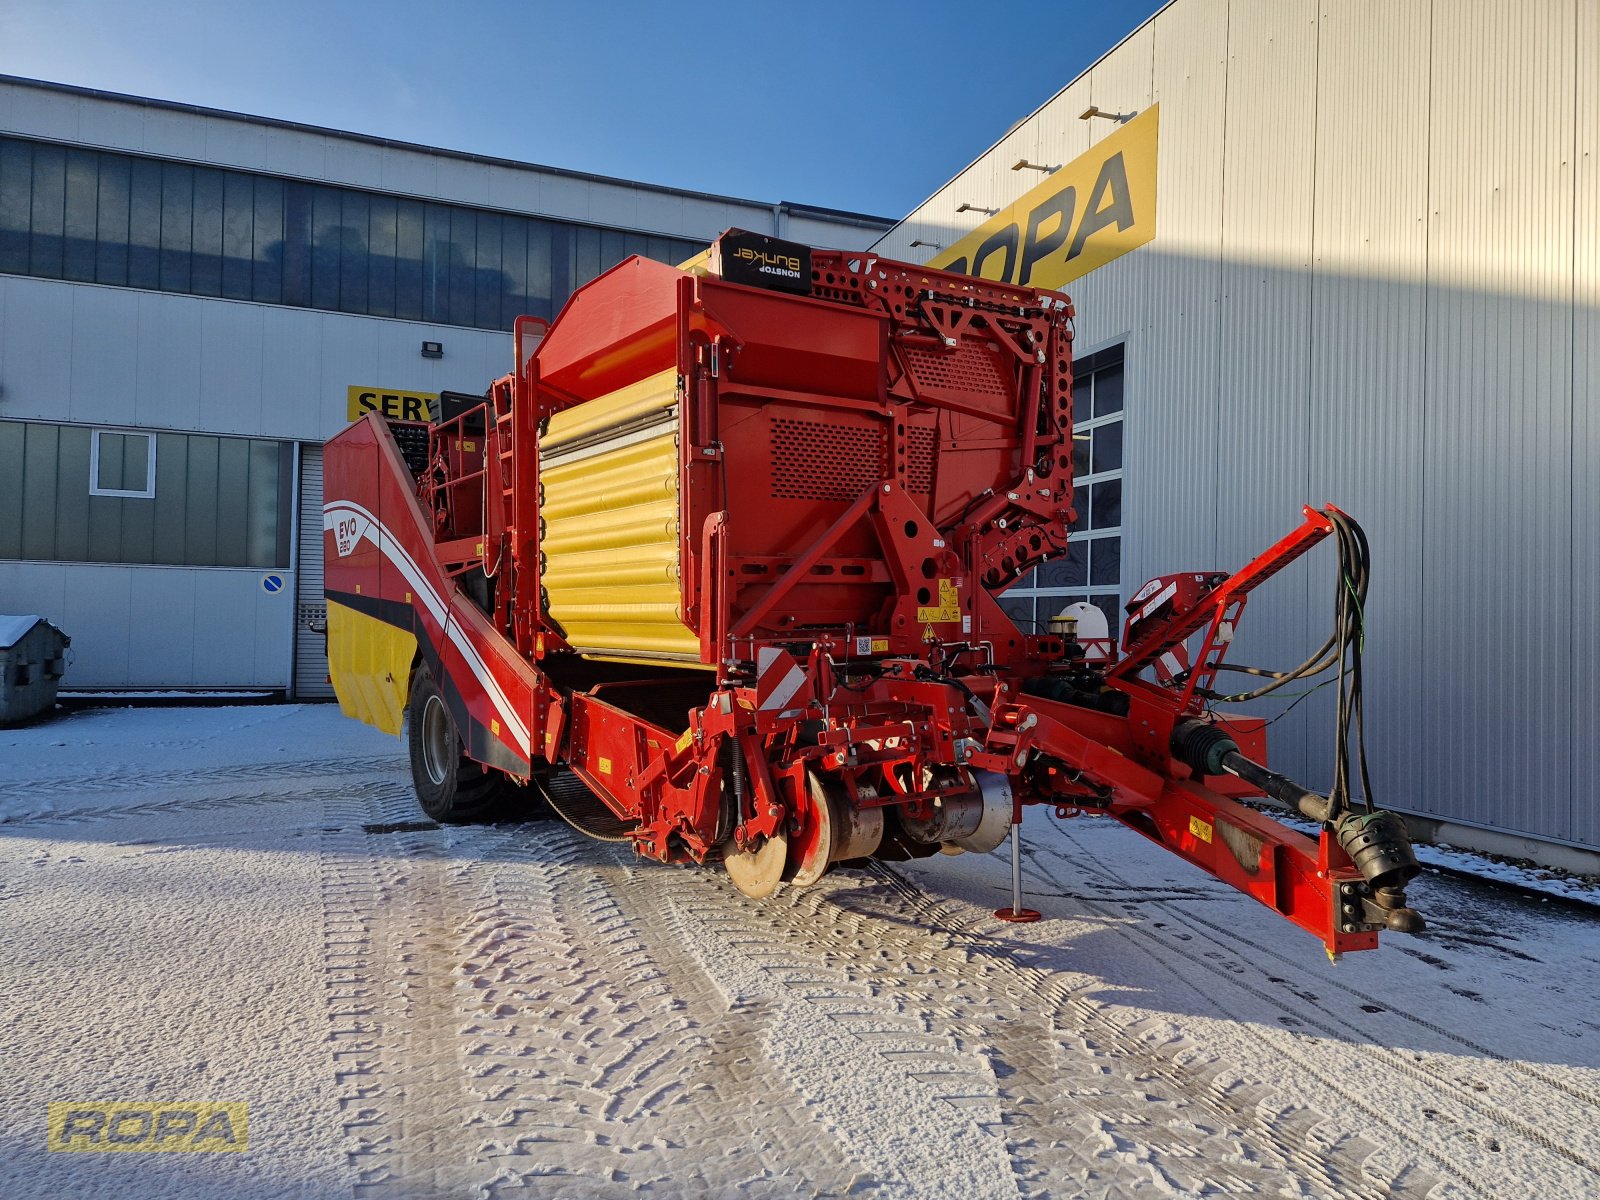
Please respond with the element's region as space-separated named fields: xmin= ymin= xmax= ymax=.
xmin=1170 ymin=719 xmax=1424 ymax=932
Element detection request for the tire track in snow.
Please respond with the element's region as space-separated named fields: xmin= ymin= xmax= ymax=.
xmin=318 ymin=785 xmax=866 ymax=1199
xmin=1024 ymin=830 xmax=1600 ymax=1183
xmin=788 ymin=863 xmax=1421 ymax=1199
xmin=861 ymin=862 xmax=1419 ymax=1200
xmin=302 ymin=762 xmax=1513 ymax=1199
xmin=639 ymin=845 xmax=1413 ymax=1199
xmin=321 ymin=783 xmax=515 ymax=1199
xmin=7 ymin=779 xmax=407 ymax=829
xmin=1 ymin=754 xmax=405 ymax=801
xmin=656 ymin=870 xmax=1016 ymax=1198
xmin=454 ymin=836 xmax=865 ymax=1198
xmin=320 ymin=788 xmax=411 ymax=1197
xmin=1021 ymin=828 xmax=1599 ymax=1199
xmin=1152 ymin=887 xmax=1600 ymax=1114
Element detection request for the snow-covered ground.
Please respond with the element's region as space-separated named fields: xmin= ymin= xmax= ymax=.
xmin=1 ymin=703 xmax=1597 ymax=1199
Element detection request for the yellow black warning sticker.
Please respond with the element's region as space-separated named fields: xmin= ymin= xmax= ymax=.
xmin=1188 ymin=815 xmax=1214 ymax=844
xmin=916 ymin=578 xmax=961 ymax=624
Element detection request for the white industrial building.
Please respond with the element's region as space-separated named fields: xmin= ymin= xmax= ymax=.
xmin=0 ymin=76 xmax=890 ymax=701
xmin=877 ymin=0 xmax=1597 ymax=867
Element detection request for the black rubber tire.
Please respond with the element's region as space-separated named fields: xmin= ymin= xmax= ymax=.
xmin=406 ymin=665 xmax=506 ymax=823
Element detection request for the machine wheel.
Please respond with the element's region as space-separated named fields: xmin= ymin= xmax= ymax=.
xmin=785 ymin=770 xmax=884 ymax=889
xmin=407 ymin=664 xmax=506 ymax=823
xmin=785 ymin=771 xmax=838 ymax=887
xmin=721 ymin=829 xmax=788 ymax=899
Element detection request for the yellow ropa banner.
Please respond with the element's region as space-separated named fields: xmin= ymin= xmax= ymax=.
xmin=928 ymin=104 xmax=1158 ymax=290
xmin=49 ymin=1101 xmax=249 ymax=1152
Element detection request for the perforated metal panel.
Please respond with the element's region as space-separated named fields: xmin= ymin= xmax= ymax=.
xmin=904 ymin=427 xmax=937 ymax=495
xmin=899 ymin=343 xmax=1009 ymax=406
xmin=769 ymin=419 xmax=885 ymax=502
xmin=294 ymin=444 xmax=334 ymax=699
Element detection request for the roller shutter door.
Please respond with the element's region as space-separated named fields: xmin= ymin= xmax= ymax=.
xmin=294 ymin=443 xmax=335 ymax=698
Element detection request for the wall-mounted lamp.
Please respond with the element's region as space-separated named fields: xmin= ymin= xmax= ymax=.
xmin=421 ymin=341 xmax=443 ymax=359
xmin=956 ymin=202 xmax=999 ymax=215
xmin=908 ymin=239 xmax=943 ymax=250
xmin=1080 ymin=105 xmax=1135 ymax=123
xmin=1011 ymin=159 xmax=1058 ymax=173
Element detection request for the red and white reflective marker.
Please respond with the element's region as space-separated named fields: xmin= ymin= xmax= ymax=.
xmin=756 ymin=647 xmax=812 ymax=712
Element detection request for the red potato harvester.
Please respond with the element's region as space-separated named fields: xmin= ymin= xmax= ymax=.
xmin=322 ymin=229 xmax=1423 ymax=957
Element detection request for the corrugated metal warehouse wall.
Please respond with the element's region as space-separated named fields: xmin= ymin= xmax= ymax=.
xmin=877 ymin=0 xmax=1598 ymax=856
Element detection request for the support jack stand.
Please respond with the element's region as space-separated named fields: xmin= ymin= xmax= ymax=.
xmin=994 ymin=821 xmax=1041 ymax=923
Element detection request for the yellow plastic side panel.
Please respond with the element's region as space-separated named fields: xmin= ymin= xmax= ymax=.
xmin=539 ymin=437 xmax=678 ymax=520
xmin=542 ymin=368 xmax=678 ymax=451
xmin=540 ymin=542 xmax=678 ymax=589
xmin=540 ymin=419 xmax=700 ymax=662
xmin=327 ymin=599 xmax=416 ymax=736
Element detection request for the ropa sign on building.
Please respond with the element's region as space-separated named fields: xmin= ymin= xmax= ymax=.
xmin=928 ymin=106 xmax=1159 ymax=288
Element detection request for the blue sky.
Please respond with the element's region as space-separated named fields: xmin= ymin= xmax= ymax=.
xmin=0 ymin=1 xmax=1167 ymax=217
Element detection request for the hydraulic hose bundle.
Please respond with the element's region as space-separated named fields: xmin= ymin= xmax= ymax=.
xmin=1171 ymin=511 xmax=1423 ymax=932
xmin=1201 ymin=510 xmax=1373 ymax=822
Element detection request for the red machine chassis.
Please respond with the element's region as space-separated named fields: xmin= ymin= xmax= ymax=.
xmin=324 ymin=236 xmax=1414 ymax=957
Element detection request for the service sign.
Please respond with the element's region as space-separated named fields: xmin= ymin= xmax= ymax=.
xmin=346 ymin=387 xmax=440 ymax=423
xmin=928 ymin=104 xmax=1158 ymax=290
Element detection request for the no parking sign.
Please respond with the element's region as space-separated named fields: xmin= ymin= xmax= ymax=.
xmin=261 ymin=574 xmax=285 ymax=595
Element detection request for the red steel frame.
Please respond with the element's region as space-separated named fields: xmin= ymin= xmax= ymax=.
xmin=324 ymin=236 xmax=1393 ymax=957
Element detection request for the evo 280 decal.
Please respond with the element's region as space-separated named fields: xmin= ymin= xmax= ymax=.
xmin=323 ymin=500 xmax=532 ymax=757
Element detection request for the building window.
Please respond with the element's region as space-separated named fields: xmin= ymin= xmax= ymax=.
xmin=89 ymin=429 xmax=156 ymax=497
xmin=0 ymin=135 xmax=707 ymax=333
xmin=1000 ymin=344 xmax=1126 ymax=635
xmin=0 ymin=420 xmax=293 ymax=568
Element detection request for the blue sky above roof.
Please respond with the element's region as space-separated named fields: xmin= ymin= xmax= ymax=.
xmin=0 ymin=0 xmax=1165 ymax=217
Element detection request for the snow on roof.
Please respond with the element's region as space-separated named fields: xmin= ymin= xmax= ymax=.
xmin=0 ymin=615 xmax=64 ymax=649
